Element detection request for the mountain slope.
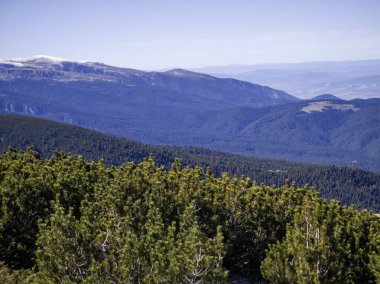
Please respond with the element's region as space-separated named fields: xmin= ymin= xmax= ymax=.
xmin=195 ymin=99 xmax=380 ymax=171
xmin=0 ymin=55 xmax=299 ymax=144
xmin=1 ymin=114 xmax=380 ymax=212
xmin=0 ymin=56 xmax=297 ymax=110
xmin=0 ymin=56 xmax=379 ymax=172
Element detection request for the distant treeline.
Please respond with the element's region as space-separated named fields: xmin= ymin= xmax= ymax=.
xmin=1 ymin=114 xmax=379 ymax=212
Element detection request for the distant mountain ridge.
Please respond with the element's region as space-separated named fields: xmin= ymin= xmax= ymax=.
xmin=0 ymin=55 xmax=298 ymax=107
xmin=191 ymin=60 xmax=380 ymax=100
xmin=0 ymin=56 xmax=379 ymax=172
xmin=310 ymin=94 xmax=342 ymax=101
xmin=0 ymin=55 xmax=298 ymax=133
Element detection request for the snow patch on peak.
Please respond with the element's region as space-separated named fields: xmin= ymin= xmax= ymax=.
xmin=0 ymin=55 xmax=92 ymax=70
xmin=301 ymin=101 xmax=359 ymax=113
xmin=0 ymin=60 xmax=25 ymax=67
xmin=1 ymin=55 xmax=88 ymax=65
xmin=0 ymin=55 xmax=68 ymax=68
xmin=6 ymin=55 xmax=69 ymax=63
xmin=30 ymin=55 xmax=68 ymax=62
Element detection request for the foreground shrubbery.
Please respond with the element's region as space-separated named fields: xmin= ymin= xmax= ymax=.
xmin=0 ymin=149 xmax=379 ymax=283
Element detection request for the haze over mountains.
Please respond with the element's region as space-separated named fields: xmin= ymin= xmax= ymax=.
xmin=191 ymin=60 xmax=380 ymax=100
xmin=1 ymin=56 xmax=379 ymax=172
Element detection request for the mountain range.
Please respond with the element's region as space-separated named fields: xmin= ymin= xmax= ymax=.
xmin=0 ymin=56 xmax=379 ymax=172
xmin=191 ymin=60 xmax=380 ymax=100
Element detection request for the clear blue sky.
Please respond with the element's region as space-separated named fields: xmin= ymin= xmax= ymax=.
xmin=1 ymin=0 xmax=380 ymax=70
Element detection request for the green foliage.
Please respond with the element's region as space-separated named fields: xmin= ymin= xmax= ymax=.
xmin=369 ymin=220 xmax=380 ymax=283
xmin=33 ymin=154 xmax=228 ymax=283
xmin=261 ymin=197 xmax=380 ymax=283
xmin=0 ymin=149 xmax=379 ymax=282
xmin=0 ymin=261 xmax=35 ymax=283
xmin=0 ymin=149 xmax=54 ymax=268
xmin=1 ymin=114 xmax=380 ymax=212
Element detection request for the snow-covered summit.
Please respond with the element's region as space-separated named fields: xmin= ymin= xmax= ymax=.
xmin=0 ymin=55 xmax=87 ymax=68
xmin=19 ymin=55 xmax=68 ymax=62
xmin=0 ymin=55 xmax=139 ymax=82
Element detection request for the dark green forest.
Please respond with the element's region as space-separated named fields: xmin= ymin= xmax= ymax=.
xmin=0 ymin=149 xmax=379 ymax=283
xmin=1 ymin=115 xmax=380 ymax=212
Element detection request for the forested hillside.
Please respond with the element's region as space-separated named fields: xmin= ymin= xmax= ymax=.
xmin=0 ymin=149 xmax=379 ymax=283
xmin=1 ymin=114 xmax=379 ymax=212
xmin=196 ymin=98 xmax=380 ymax=172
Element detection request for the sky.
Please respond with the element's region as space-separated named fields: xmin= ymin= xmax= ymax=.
xmin=1 ymin=0 xmax=380 ymax=70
